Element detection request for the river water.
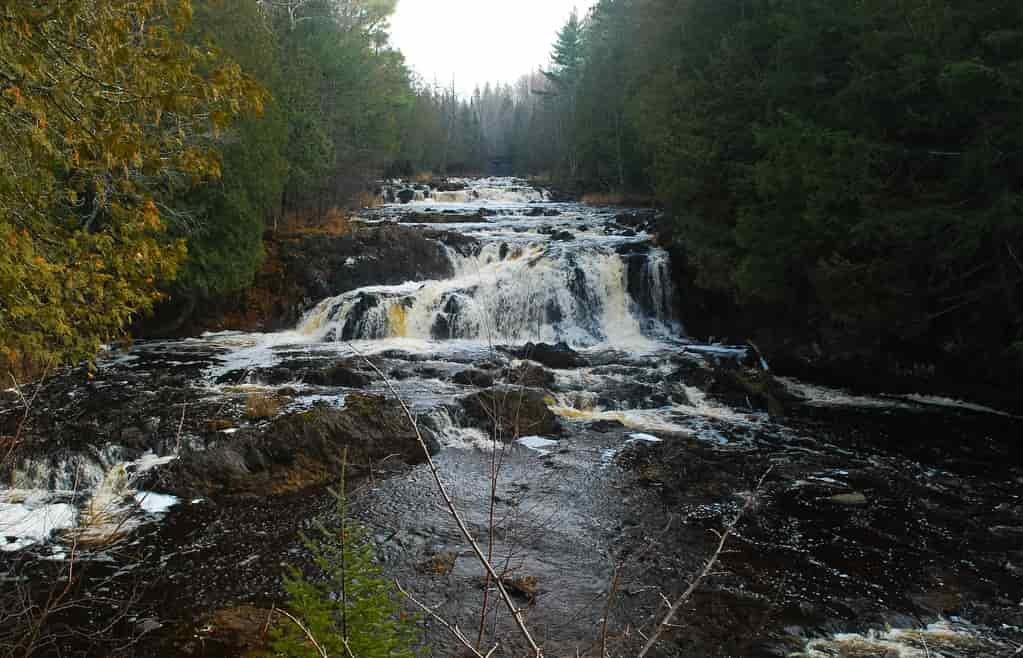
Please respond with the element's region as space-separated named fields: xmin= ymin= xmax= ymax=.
xmin=1 ymin=178 xmax=1021 ymax=656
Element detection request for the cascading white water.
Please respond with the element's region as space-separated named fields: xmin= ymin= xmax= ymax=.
xmin=642 ymin=250 xmax=675 ymax=324
xmin=428 ymin=185 xmax=549 ymax=204
xmin=297 ymin=239 xmax=678 ymax=348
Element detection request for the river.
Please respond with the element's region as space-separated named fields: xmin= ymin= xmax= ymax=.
xmin=1 ymin=178 xmax=1021 ymax=656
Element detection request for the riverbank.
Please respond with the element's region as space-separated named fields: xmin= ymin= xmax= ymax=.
xmin=664 ymin=235 xmax=1023 ymax=416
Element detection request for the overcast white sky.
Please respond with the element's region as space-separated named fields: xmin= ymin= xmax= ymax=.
xmin=389 ymin=0 xmax=595 ymax=97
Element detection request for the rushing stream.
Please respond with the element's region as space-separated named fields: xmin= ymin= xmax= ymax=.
xmin=2 ymin=178 xmax=1021 ymax=656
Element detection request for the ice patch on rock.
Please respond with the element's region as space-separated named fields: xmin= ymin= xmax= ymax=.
xmin=0 ymin=500 xmax=76 ymax=552
xmin=516 ymin=436 xmax=559 ymax=456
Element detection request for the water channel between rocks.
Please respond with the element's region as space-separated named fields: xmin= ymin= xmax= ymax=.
xmin=2 ymin=178 xmax=1021 ymax=657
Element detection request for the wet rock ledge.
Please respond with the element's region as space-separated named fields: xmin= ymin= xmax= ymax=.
xmin=167 ymin=394 xmax=440 ymax=499
xmin=138 ymin=222 xmax=480 ymax=337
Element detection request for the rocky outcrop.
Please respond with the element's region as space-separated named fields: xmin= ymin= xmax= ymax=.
xmin=139 ymin=224 xmax=480 ymax=336
xmin=501 ymin=363 xmax=555 ymax=388
xmin=169 ymin=394 xmax=438 ymax=498
xmin=459 ymin=387 xmax=561 ymax=439
xmin=452 ymin=369 xmax=496 ymax=388
xmin=506 ymin=342 xmax=589 ymax=369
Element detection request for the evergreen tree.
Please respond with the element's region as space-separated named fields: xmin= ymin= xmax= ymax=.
xmin=0 ymin=0 xmax=265 ymax=371
xmin=271 ymin=484 xmax=418 ymax=657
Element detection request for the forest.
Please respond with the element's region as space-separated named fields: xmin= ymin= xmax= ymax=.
xmin=0 ymin=0 xmax=487 ymax=374
xmin=3 ymin=0 xmax=1021 ymax=392
xmin=2 ymin=2 xmax=1023 ymax=657
xmin=482 ymin=0 xmax=1023 ymax=393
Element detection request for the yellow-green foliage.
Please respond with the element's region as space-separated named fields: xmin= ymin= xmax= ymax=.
xmin=0 ymin=0 xmax=266 ymax=371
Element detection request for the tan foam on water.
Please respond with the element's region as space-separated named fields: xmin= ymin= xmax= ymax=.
xmin=798 ymin=620 xmax=1007 ymax=657
xmin=388 ymin=303 xmax=409 ymax=337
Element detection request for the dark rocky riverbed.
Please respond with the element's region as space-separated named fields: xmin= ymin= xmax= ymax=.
xmin=2 ymin=179 xmax=1020 ymax=657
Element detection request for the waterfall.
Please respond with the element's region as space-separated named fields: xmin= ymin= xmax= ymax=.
xmin=297 ymin=240 xmax=678 ymax=348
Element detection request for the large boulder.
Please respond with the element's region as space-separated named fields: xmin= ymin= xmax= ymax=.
xmin=708 ymin=363 xmax=798 ymax=418
xmin=452 ymin=369 xmax=496 ymax=388
xmin=168 ymin=394 xmax=438 ymax=497
xmin=304 ymin=362 xmax=372 ymax=388
xmin=509 ymin=342 xmax=589 ymax=369
xmin=460 ymin=387 xmax=562 ymax=439
xmin=501 ymin=363 xmax=555 ymax=388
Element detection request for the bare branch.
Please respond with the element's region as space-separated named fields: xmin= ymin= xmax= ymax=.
xmin=394 ymin=580 xmax=496 ymax=658
xmin=347 ymin=343 xmax=544 ymax=657
xmin=269 ymin=605 xmax=335 ymax=658
xmin=636 ymin=467 xmax=773 ymax=658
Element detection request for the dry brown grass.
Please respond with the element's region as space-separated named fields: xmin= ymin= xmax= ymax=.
xmin=581 ymin=191 xmax=657 ymax=206
xmin=353 ymin=189 xmax=383 ymax=209
xmin=581 ymin=191 xmax=626 ymax=205
xmin=205 ymin=418 xmax=235 ymax=432
xmin=245 ymin=393 xmax=282 ymax=420
xmin=278 ymin=206 xmax=352 ymax=236
xmin=416 ymin=551 xmax=457 ymax=576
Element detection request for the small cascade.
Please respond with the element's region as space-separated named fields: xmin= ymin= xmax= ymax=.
xmin=1 ymin=452 xmax=179 ymax=552
xmin=381 ymin=177 xmax=550 ymax=206
xmin=624 ymin=248 xmax=681 ymax=332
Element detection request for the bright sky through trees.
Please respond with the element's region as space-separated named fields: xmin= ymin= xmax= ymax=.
xmin=389 ymin=0 xmax=595 ymax=97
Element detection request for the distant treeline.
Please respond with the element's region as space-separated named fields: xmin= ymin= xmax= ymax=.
xmin=507 ymin=0 xmax=1023 ymax=388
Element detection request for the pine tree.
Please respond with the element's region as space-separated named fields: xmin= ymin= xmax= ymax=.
xmin=271 ymin=483 xmax=418 ymax=657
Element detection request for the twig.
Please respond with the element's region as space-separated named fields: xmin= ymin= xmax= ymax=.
xmin=1008 ymin=241 xmax=1023 ymax=274
xmin=599 ymin=559 xmax=621 ymax=658
xmin=636 ymin=467 xmax=773 ymax=658
xmin=395 ymin=580 xmax=496 ymax=658
xmin=348 ymin=343 xmax=544 ymax=657
xmin=174 ymin=402 xmax=187 ymax=454
xmin=270 ymin=605 xmax=338 ymax=658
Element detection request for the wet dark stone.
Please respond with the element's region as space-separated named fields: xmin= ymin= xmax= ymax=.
xmin=614 ymin=210 xmax=657 ymax=229
xmin=397 ymin=189 xmax=416 ymax=204
xmin=542 ymin=208 xmax=562 ymax=217
xmin=416 ymin=366 xmax=444 ymax=379
xmin=452 ymin=369 xmax=495 ymax=388
xmin=304 ymin=363 xmax=371 ymax=388
xmin=459 ymin=387 xmax=561 ymax=438
xmin=526 ymin=207 xmax=544 ymax=217
xmin=512 ymin=342 xmax=589 ymax=369
xmin=589 ymin=419 xmax=625 ymax=432
xmin=550 ymin=230 xmax=575 ymax=242
xmin=499 ymin=243 xmax=510 ymax=260
xmin=708 ymin=361 xmax=798 ymax=417
xmin=433 ymin=180 xmax=467 ymax=192
xmin=341 ymin=294 xmax=381 ymax=341
xmin=431 ymin=296 xmax=462 ymax=340
xmin=168 ymin=394 xmax=438 ymax=498
xmin=430 ymin=315 xmax=452 ymax=340
xmin=502 ymin=363 xmax=555 ymax=388
xmin=398 ymin=211 xmax=484 ymax=224
xmin=545 ymin=300 xmax=564 ymax=324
